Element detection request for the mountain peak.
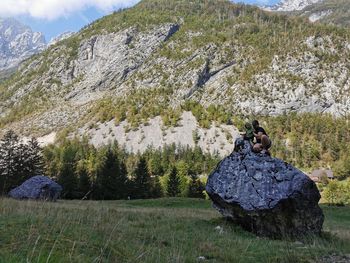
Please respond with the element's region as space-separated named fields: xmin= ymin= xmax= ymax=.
xmin=0 ymin=18 xmax=46 ymax=71
xmin=266 ymin=0 xmax=322 ymax=12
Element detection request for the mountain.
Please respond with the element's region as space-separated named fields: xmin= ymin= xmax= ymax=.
xmin=295 ymin=0 xmax=350 ymax=26
xmin=49 ymin=32 xmax=76 ymax=46
xmin=266 ymin=0 xmax=350 ymax=27
xmin=266 ymin=0 xmax=322 ymax=12
xmin=1 ymin=0 xmax=350 ymax=154
xmin=0 ymin=18 xmax=46 ymax=72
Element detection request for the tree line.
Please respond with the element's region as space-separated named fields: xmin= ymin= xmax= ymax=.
xmin=0 ymin=130 xmax=43 ymax=194
xmin=261 ymin=113 xmax=350 ymax=179
xmin=0 ymin=131 xmax=219 ymax=199
xmin=43 ymin=137 xmax=219 ymax=200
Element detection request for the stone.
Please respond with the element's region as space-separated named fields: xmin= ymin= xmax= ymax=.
xmin=206 ymin=138 xmax=324 ymax=239
xmin=8 ymin=175 xmax=62 ymax=201
xmin=214 ymin=225 xmax=224 ymax=234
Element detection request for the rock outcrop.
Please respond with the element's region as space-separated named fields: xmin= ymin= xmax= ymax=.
xmin=206 ymin=138 xmax=324 ymax=239
xmin=9 ymin=176 xmax=62 ymax=201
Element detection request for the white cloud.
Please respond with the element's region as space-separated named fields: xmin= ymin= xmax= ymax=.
xmin=0 ymin=0 xmax=140 ymax=20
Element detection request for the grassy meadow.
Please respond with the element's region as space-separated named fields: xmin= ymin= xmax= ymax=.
xmin=0 ymin=198 xmax=349 ymax=263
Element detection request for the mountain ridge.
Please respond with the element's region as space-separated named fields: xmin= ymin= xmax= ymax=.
xmin=48 ymin=31 xmax=76 ymax=47
xmin=0 ymin=18 xmax=46 ymax=72
xmin=265 ymin=0 xmax=350 ymax=27
xmin=296 ymin=0 xmax=350 ymax=26
xmin=266 ymin=0 xmax=322 ymax=12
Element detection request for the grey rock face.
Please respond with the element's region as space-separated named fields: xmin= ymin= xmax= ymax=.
xmin=68 ymin=23 xmax=180 ymax=100
xmin=48 ymin=31 xmax=75 ymax=46
xmin=9 ymin=175 xmax=62 ymax=201
xmin=0 ymin=18 xmax=46 ymax=71
xmin=206 ymin=138 xmax=324 ymax=239
xmin=265 ymin=0 xmax=321 ymax=12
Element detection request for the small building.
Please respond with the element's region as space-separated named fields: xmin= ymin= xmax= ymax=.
xmin=309 ymin=169 xmax=334 ymax=183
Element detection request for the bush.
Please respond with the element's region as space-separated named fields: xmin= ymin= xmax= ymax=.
xmin=323 ymin=180 xmax=350 ymax=206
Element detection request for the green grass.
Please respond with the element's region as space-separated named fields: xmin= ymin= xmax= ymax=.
xmin=0 ymin=198 xmax=349 ymax=263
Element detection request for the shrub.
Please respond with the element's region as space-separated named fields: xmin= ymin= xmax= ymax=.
xmin=323 ymin=180 xmax=349 ymax=206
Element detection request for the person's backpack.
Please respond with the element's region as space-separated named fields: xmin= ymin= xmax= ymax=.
xmin=234 ymin=138 xmax=245 ymax=152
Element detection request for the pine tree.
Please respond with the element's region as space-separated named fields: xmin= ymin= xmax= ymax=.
xmin=76 ymin=160 xmax=91 ymax=199
xmin=119 ymin=160 xmax=130 ymax=198
xmin=166 ymin=166 xmax=180 ymax=197
xmin=133 ymin=157 xmax=151 ymax=199
xmin=148 ymin=151 xmax=163 ymax=177
xmin=0 ymin=130 xmax=21 ymax=194
xmin=42 ymin=144 xmax=61 ymax=178
xmin=57 ymin=144 xmax=78 ymax=199
xmin=21 ymin=137 xmax=44 ymax=179
xmin=150 ymin=176 xmax=163 ymax=198
xmin=188 ymin=174 xmax=205 ymax=199
xmin=176 ymin=160 xmax=190 ymax=196
xmin=95 ymin=147 xmax=128 ymax=200
xmin=0 ymin=132 xmax=44 ymax=194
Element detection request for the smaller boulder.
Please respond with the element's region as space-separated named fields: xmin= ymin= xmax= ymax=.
xmin=9 ymin=176 xmax=62 ymax=201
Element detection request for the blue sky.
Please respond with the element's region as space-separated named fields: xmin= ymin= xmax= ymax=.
xmin=17 ymin=7 xmax=105 ymax=42
xmin=241 ymin=0 xmax=279 ymax=4
xmin=12 ymin=0 xmax=280 ymax=42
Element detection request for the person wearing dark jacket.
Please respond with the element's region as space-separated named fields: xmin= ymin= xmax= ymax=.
xmin=252 ymin=120 xmax=271 ymax=154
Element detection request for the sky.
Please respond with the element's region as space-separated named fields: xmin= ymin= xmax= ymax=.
xmin=1 ymin=0 xmax=280 ymax=42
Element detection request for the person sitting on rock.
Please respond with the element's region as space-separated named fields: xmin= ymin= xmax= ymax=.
xmin=240 ymin=122 xmax=254 ymax=143
xmin=252 ymin=120 xmax=271 ymax=154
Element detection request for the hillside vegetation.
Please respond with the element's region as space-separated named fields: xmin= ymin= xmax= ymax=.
xmin=0 ymin=0 xmax=350 ymax=135
xmin=42 ymin=137 xmax=218 ymax=200
xmin=295 ymin=0 xmax=350 ymax=26
xmin=0 ymin=198 xmax=349 ymax=263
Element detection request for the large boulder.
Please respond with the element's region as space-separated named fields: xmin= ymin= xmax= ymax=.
xmin=206 ymin=138 xmax=324 ymax=239
xmin=9 ymin=176 xmax=62 ymax=201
